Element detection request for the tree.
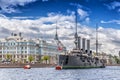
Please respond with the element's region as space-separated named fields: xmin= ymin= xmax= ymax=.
xmin=114 ymin=56 xmax=120 ymax=64
xmin=6 ymin=54 xmax=12 ymax=61
xmin=108 ymin=54 xmax=112 ymax=58
xmin=108 ymin=54 xmax=113 ymax=64
xmin=42 ymin=55 xmax=50 ymax=64
xmin=92 ymin=52 xmax=96 ymax=57
xmin=12 ymin=58 xmax=16 ymax=63
xmin=28 ymin=55 xmax=34 ymax=63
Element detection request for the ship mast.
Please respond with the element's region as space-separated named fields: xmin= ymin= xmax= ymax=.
xmin=54 ymin=21 xmax=59 ymax=41
xmin=96 ymin=24 xmax=98 ymax=56
xmin=74 ymin=10 xmax=78 ymax=49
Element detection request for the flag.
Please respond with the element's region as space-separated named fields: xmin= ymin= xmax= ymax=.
xmin=57 ymin=41 xmax=63 ymax=51
xmin=58 ymin=46 xmax=62 ymax=50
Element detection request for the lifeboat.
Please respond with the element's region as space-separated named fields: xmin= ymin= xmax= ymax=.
xmin=24 ymin=65 xmax=31 ymax=69
xmin=55 ymin=66 xmax=62 ymax=70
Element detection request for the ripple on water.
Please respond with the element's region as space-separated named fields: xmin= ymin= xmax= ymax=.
xmin=0 ymin=66 xmax=120 ymax=80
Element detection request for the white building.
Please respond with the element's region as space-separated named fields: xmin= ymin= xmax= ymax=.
xmin=0 ymin=33 xmax=66 ymax=63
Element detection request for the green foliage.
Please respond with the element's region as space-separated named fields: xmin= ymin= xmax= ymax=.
xmin=6 ymin=54 xmax=12 ymax=60
xmin=12 ymin=59 xmax=16 ymax=63
xmin=41 ymin=55 xmax=50 ymax=64
xmin=28 ymin=55 xmax=34 ymax=63
xmin=108 ymin=54 xmax=112 ymax=58
xmin=114 ymin=56 xmax=120 ymax=64
xmin=92 ymin=52 xmax=96 ymax=56
xmin=24 ymin=59 xmax=27 ymax=63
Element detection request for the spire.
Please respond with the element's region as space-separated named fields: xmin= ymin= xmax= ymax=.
xmin=96 ymin=23 xmax=98 ymax=55
xmin=54 ymin=21 xmax=59 ymax=41
xmin=74 ymin=10 xmax=78 ymax=49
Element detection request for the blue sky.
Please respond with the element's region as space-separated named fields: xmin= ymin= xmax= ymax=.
xmin=0 ymin=0 xmax=120 ymax=55
xmin=1 ymin=0 xmax=120 ymax=29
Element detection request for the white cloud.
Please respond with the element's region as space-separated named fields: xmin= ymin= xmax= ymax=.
xmin=77 ymin=8 xmax=89 ymax=19
xmin=42 ymin=0 xmax=48 ymax=2
xmin=105 ymin=1 xmax=120 ymax=12
xmin=69 ymin=3 xmax=83 ymax=8
xmin=85 ymin=17 xmax=90 ymax=23
xmin=101 ymin=20 xmax=120 ymax=25
xmin=0 ymin=13 xmax=120 ymax=56
xmin=69 ymin=3 xmax=90 ymax=22
xmin=0 ymin=0 xmax=37 ymax=13
xmin=111 ymin=1 xmax=120 ymax=10
xmin=118 ymin=9 xmax=120 ymax=12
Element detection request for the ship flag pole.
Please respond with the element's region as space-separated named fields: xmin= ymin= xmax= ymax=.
xmin=96 ymin=23 xmax=98 ymax=56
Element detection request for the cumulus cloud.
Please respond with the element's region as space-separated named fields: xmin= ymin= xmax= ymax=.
xmin=0 ymin=13 xmax=120 ymax=55
xmin=105 ymin=1 xmax=120 ymax=12
xmin=69 ymin=3 xmax=83 ymax=8
xmin=0 ymin=0 xmax=37 ymax=13
xmin=69 ymin=2 xmax=90 ymax=22
xmin=85 ymin=17 xmax=90 ymax=23
xmin=77 ymin=8 xmax=89 ymax=19
xmin=110 ymin=1 xmax=120 ymax=10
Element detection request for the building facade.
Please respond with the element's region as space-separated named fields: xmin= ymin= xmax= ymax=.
xmin=0 ymin=33 xmax=66 ymax=63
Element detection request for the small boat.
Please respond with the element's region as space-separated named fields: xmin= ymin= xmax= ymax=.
xmin=23 ymin=65 xmax=31 ymax=69
xmin=55 ymin=65 xmax=62 ymax=70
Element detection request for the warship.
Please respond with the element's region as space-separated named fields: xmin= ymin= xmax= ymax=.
xmin=55 ymin=12 xmax=105 ymax=70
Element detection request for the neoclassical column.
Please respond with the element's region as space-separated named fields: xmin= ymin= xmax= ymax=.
xmin=2 ymin=46 xmax=3 ymax=61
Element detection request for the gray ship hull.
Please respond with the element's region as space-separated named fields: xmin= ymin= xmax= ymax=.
xmin=58 ymin=55 xmax=105 ymax=69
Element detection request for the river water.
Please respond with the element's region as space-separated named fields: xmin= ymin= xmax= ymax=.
xmin=0 ymin=66 xmax=120 ymax=80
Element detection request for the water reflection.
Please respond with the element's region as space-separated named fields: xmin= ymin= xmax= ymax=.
xmin=0 ymin=66 xmax=120 ymax=80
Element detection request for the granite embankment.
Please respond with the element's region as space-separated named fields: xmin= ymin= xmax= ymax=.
xmin=0 ymin=63 xmax=57 ymax=68
xmin=1 ymin=63 xmax=119 ymax=68
xmin=106 ymin=64 xmax=120 ymax=66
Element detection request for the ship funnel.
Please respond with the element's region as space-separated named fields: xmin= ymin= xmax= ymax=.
xmin=77 ymin=37 xmax=81 ymax=50
xmin=89 ymin=50 xmax=92 ymax=56
xmin=87 ymin=39 xmax=90 ymax=54
xmin=82 ymin=38 xmax=86 ymax=53
xmin=19 ymin=32 xmax=22 ymax=37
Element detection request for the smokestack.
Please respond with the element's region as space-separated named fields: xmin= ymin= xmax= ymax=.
xmin=89 ymin=50 xmax=92 ymax=56
xmin=82 ymin=38 xmax=86 ymax=52
xmin=87 ymin=39 xmax=90 ymax=54
xmin=119 ymin=51 xmax=120 ymax=57
xmin=77 ymin=37 xmax=81 ymax=50
xmin=11 ymin=33 xmax=13 ymax=36
xmin=19 ymin=32 xmax=22 ymax=37
xmin=14 ymin=33 xmax=17 ymax=36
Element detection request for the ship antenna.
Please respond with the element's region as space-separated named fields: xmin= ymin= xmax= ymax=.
xmin=74 ymin=10 xmax=78 ymax=49
xmin=55 ymin=21 xmax=59 ymax=41
xmin=96 ymin=24 xmax=98 ymax=56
